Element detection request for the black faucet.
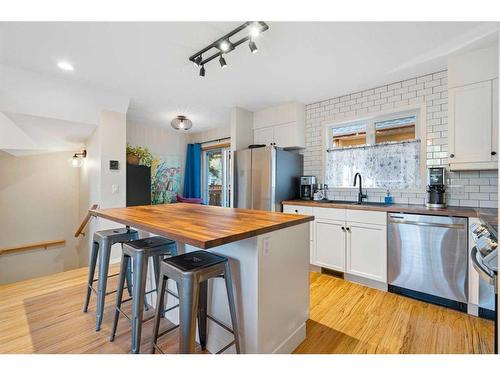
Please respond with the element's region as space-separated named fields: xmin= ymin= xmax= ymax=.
xmin=353 ymin=173 xmax=367 ymax=204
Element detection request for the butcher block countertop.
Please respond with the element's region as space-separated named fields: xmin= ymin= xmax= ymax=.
xmin=90 ymin=203 xmax=313 ymax=249
xmin=282 ymin=199 xmax=497 ymax=219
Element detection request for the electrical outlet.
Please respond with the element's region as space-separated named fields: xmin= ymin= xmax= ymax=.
xmin=263 ymin=237 xmax=271 ymax=255
xmin=112 ymin=184 xmax=119 ymax=194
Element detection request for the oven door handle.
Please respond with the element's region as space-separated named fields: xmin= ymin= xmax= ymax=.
xmin=471 ymin=246 xmax=496 ymax=285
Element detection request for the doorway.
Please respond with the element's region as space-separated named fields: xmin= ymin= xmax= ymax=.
xmin=202 ymin=145 xmax=231 ymax=207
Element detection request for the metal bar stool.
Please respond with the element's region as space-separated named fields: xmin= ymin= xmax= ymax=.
xmin=151 ymin=250 xmax=240 ymax=354
xmin=83 ymin=227 xmax=139 ymax=331
xmin=110 ymin=236 xmax=177 ymax=354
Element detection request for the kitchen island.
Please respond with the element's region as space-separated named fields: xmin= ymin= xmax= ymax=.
xmin=90 ymin=203 xmax=313 ymax=354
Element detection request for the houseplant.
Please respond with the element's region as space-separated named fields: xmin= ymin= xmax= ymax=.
xmin=126 ymin=144 xmax=153 ymax=167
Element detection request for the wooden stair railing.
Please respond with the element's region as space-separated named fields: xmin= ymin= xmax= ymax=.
xmin=0 ymin=240 xmax=66 ymax=256
xmin=75 ymin=204 xmax=99 ymax=237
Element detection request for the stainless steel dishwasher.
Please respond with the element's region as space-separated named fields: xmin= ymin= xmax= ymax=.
xmin=387 ymin=213 xmax=468 ymax=311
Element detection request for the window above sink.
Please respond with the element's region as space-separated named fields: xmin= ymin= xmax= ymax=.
xmin=325 ymin=106 xmax=426 ymax=190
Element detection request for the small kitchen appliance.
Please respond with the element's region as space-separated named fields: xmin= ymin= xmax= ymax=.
xmin=300 ymin=176 xmax=317 ymax=200
xmin=426 ymin=167 xmax=446 ymax=208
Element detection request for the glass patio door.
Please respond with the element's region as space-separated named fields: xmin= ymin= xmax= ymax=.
xmin=202 ymin=146 xmax=231 ymax=207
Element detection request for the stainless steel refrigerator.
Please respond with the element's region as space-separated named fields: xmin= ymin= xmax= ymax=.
xmin=233 ymin=146 xmax=303 ymax=212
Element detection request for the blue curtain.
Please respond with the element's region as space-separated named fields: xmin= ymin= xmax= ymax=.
xmin=183 ymin=143 xmax=202 ymax=198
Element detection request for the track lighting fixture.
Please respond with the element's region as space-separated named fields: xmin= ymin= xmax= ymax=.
xmin=189 ymin=21 xmax=269 ymax=77
xmin=249 ymin=40 xmax=258 ymax=54
xmin=219 ymin=55 xmax=227 ymax=69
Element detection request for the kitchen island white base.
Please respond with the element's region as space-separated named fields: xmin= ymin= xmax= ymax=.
xmin=155 ymin=222 xmax=310 ymax=354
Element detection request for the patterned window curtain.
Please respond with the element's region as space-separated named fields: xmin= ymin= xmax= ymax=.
xmin=325 ymin=140 xmax=421 ymax=189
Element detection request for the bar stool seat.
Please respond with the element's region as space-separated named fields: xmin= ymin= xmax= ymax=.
xmin=151 ymin=250 xmax=240 ymax=354
xmin=110 ymin=236 xmax=177 ymax=354
xmin=83 ymin=227 xmax=139 ymax=331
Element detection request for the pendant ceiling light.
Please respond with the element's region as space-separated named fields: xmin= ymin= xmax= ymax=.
xmin=171 ymin=115 xmax=193 ymax=131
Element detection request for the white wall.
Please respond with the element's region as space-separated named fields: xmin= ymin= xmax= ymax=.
xmin=0 ymin=151 xmax=81 ymax=284
xmin=230 ymin=107 xmax=253 ymax=152
xmin=188 ymin=127 xmax=230 ymax=144
xmin=78 ymin=110 xmax=127 ymax=264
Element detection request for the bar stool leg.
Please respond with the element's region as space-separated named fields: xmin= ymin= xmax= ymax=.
xmin=151 ymin=273 xmax=167 ymax=354
xmin=152 ymin=255 xmax=167 ymax=318
xmin=95 ymin=238 xmax=112 ymax=331
xmin=178 ymin=276 xmax=200 ymax=354
xmin=83 ymin=241 xmax=99 ymax=313
xmin=110 ymin=254 xmax=129 ymax=342
xmin=223 ymin=262 xmax=241 ymax=354
xmin=124 ymin=245 xmax=133 ymax=297
xmin=197 ymin=280 xmax=208 ymax=351
xmin=131 ymin=253 xmax=148 ymax=354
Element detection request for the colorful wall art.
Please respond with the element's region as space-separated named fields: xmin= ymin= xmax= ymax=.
xmin=150 ymin=155 xmax=182 ymax=204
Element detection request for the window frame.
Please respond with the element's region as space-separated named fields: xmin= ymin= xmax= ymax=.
xmin=321 ymin=104 xmax=427 ymax=191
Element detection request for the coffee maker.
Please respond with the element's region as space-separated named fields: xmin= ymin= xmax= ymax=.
xmin=426 ymin=167 xmax=446 ymax=208
xmin=300 ymin=176 xmax=317 ymax=200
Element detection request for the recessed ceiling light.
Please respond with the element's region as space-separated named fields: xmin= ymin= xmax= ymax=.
xmin=57 ymin=61 xmax=74 ymax=71
xmin=219 ymin=40 xmax=230 ymax=52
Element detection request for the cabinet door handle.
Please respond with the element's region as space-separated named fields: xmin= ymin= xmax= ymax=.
xmin=492 ymin=151 xmax=497 ymax=156
xmin=346 ymin=227 xmax=351 ymax=232
xmin=449 ymin=154 xmax=455 ymax=158
xmin=341 ymin=226 xmax=345 ymax=231
xmin=294 ymin=209 xmax=298 ymax=213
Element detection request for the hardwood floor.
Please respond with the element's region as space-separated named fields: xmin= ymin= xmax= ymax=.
xmin=0 ymin=267 xmax=494 ymax=354
xmin=294 ymin=272 xmax=494 ymax=354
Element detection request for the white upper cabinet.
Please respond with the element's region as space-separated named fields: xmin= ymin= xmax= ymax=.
xmin=254 ymin=127 xmax=274 ymax=146
xmin=448 ymin=45 xmax=499 ymax=171
xmin=448 ymin=46 xmax=498 ymax=89
xmin=253 ymin=102 xmax=305 ymax=149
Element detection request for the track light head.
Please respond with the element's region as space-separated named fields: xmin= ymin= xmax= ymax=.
xmin=219 ymin=55 xmax=227 ymax=69
xmin=249 ymin=23 xmax=261 ymax=37
xmin=249 ymin=40 xmax=258 ymax=54
xmin=199 ymin=65 xmax=205 ymax=77
xmin=194 ymin=55 xmax=202 ymax=67
xmin=219 ymin=40 xmax=231 ymax=52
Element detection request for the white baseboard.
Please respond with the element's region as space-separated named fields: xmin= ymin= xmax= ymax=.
xmin=272 ymin=322 xmax=307 ymax=354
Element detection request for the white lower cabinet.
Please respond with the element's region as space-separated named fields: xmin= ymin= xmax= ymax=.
xmin=282 ymin=204 xmax=314 ymax=263
xmin=314 ymin=219 xmax=346 ymax=272
xmin=346 ymin=222 xmax=387 ymax=282
xmin=283 ymin=204 xmax=388 ymax=285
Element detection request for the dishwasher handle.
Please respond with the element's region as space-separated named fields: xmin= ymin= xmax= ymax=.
xmin=388 ymin=218 xmax=465 ymax=230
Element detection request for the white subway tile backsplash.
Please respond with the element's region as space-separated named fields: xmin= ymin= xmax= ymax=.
xmin=305 ymin=70 xmax=498 ymax=208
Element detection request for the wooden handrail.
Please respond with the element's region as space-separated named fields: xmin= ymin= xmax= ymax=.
xmin=75 ymin=204 xmax=98 ymax=237
xmin=0 ymin=240 xmax=66 ymax=256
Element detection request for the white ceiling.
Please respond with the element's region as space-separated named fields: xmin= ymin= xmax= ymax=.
xmin=0 ymin=22 xmax=498 ymax=132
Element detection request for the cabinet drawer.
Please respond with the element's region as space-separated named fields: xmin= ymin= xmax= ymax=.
xmin=313 ymin=207 xmax=345 ymax=221
xmin=346 ymin=209 xmax=386 ymax=225
xmin=283 ymin=205 xmax=313 ymax=215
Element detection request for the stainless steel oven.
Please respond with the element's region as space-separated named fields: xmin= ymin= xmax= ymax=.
xmin=388 ymin=213 xmax=468 ymax=311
